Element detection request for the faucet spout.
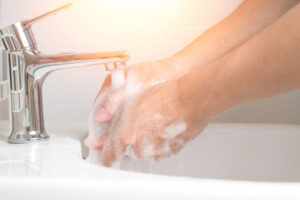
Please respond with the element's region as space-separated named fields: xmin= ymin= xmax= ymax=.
xmin=7 ymin=50 xmax=129 ymax=144
xmin=0 ymin=3 xmax=130 ymax=143
xmin=25 ymin=50 xmax=129 ymax=66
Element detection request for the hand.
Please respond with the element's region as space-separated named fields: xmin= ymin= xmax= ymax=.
xmin=93 ymin=58 xmax=184 ymax=123
xmin=89 ymin=59 xmax=216 ymax=166
xmin=101 ymin=80 xmax=214 ymax=166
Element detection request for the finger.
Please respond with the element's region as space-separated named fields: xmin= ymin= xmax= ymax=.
xmin=89 ymin=132 xmax=108 ymax=150
xmin=93 ymin=85 xmax=126 ymax=123
xmin=134 ymin=136 xmax=166 ymax=160
xmin=94 ymin=106 xmax=113 ymax=123
xmin=155 ymin=152 xmax=172 ymax=161
xmin=93 ymin=73 xmax=125 ymax=123
xmin=159 ymin=120 xmax=187 ymax=139
xmin=100 ymin=110 xmax=135 ymax=166
xmin=154 ymin=138 xmax=184 ymax=161
xmin=97 ymin=67 xmax=142 ymax=119
xmin=154 ymin=139 xmax=171 ymax=161
xmin=118 ymin=125 xmax=139 ymax=160
xmin=117 ymin=106 xmax=145 ymax=158
xmin=134 ymin=134 xmax=155 ymax=159
xmin=169 ymin=139 xmax=185 ymax=155
xmin=174 ymin=127 xmax=200 ymax=143
xmin=100 ymin=138 xmax=117 ymax=167
xmin=93 ymin=76 xmax=113 ymax=123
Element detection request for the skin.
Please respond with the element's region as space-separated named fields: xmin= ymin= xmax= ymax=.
xmin=91 ymin=0 xmax=300 ymax=166
xmin=175 ymin=0 xmax=300 ymax=71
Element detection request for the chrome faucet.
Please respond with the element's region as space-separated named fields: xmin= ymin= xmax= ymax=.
xmin=0 ymin=4 xmax=129 ymax=144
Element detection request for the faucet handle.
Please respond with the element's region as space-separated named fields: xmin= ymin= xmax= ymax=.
xmin=23 ymin=3 xmax=73 ymax=28
xmin=0 ymin=3 xmax=73 ymax=51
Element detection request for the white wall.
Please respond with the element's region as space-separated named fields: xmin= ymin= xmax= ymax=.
xmin=0 ymin=0 xmax=299 ymax=124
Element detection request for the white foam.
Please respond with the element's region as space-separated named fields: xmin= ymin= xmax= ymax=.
xmin=84 ymin=91 xmax=108 ymax=164
xmin=86 ymin=69 xmax=187 ymax=168
xmin=140 ymin=144 xmax=155 ymax=158
xmin=162 ymin=120 xmax=187 ymax=139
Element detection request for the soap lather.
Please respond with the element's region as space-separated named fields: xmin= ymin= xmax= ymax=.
xmin=85 ymin=65 xmax=126 ymax=164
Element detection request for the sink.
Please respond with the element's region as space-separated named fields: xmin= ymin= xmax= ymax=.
xmin=1 ymin=121 xmax=300 ymax=200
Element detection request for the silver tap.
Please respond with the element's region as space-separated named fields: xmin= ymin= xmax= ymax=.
xmin=0 ymin=3 xmax=129 ymax=144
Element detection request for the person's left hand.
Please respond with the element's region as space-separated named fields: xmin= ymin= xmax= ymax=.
xmin=89 ymin=66 xmax=216 ymax=166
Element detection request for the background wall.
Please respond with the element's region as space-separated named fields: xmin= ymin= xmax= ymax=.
xmin=0 ymin=0 xmax=299 ymax=124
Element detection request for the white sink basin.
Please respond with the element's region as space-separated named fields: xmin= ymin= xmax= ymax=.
xmin=1 ymin=121 xmax=300 ymax=200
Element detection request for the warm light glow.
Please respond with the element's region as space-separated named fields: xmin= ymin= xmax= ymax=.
xmin=93 ymin=0 xmax=171 ymax=9
xmin=74 ymin=0 xmax=172 ymax=11
xmin=72 ymin=0 xmax=173 ymax=24
xmin=62 ymin=0 xmax=191 ymax=64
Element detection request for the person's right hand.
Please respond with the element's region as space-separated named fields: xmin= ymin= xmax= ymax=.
xmin=88 ymin=57 xmax=217 ymax=166
xmin=93 ymin=57 xmax=184 ymax=124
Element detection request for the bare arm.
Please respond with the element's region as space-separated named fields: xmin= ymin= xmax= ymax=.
xmin=91 ymin=1 xmax=300 ymax=166
xmin=173 ymin=0 xmax=299 ymax=73
xmin=181 ymin=3 xmax=300 ymax=117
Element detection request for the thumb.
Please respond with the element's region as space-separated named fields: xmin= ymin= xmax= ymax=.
xmin=94 ymin=86 xmax=126 ymax=123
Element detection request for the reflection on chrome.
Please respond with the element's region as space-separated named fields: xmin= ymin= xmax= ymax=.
xmin=0 ymin=3 xmax=129 ymax=144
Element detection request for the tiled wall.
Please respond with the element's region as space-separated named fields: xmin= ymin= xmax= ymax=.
xmin=1 ymin=0 xmax=299 ymax=124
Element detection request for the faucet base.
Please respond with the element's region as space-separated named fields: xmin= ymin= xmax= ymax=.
xmin=8 ymin=131 xmax=50 ymax=144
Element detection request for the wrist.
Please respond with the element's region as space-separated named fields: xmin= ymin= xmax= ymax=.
xmin=164 ymin=54 xmax=192 ymax=77
xmin=177 ymin=59 xmax=232 ymax=121
xmin=177 ymin=68 xmax=218 ymax=122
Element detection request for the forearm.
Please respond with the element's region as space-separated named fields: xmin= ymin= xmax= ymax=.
xmin=173 ymin=0 xmax=299 ymax=74
xmin=181 ymin=4 xmax=300 ymax=118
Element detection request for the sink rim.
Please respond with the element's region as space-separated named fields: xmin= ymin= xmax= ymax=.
xmin=1 ymin=121 xmax=300 ymax=185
